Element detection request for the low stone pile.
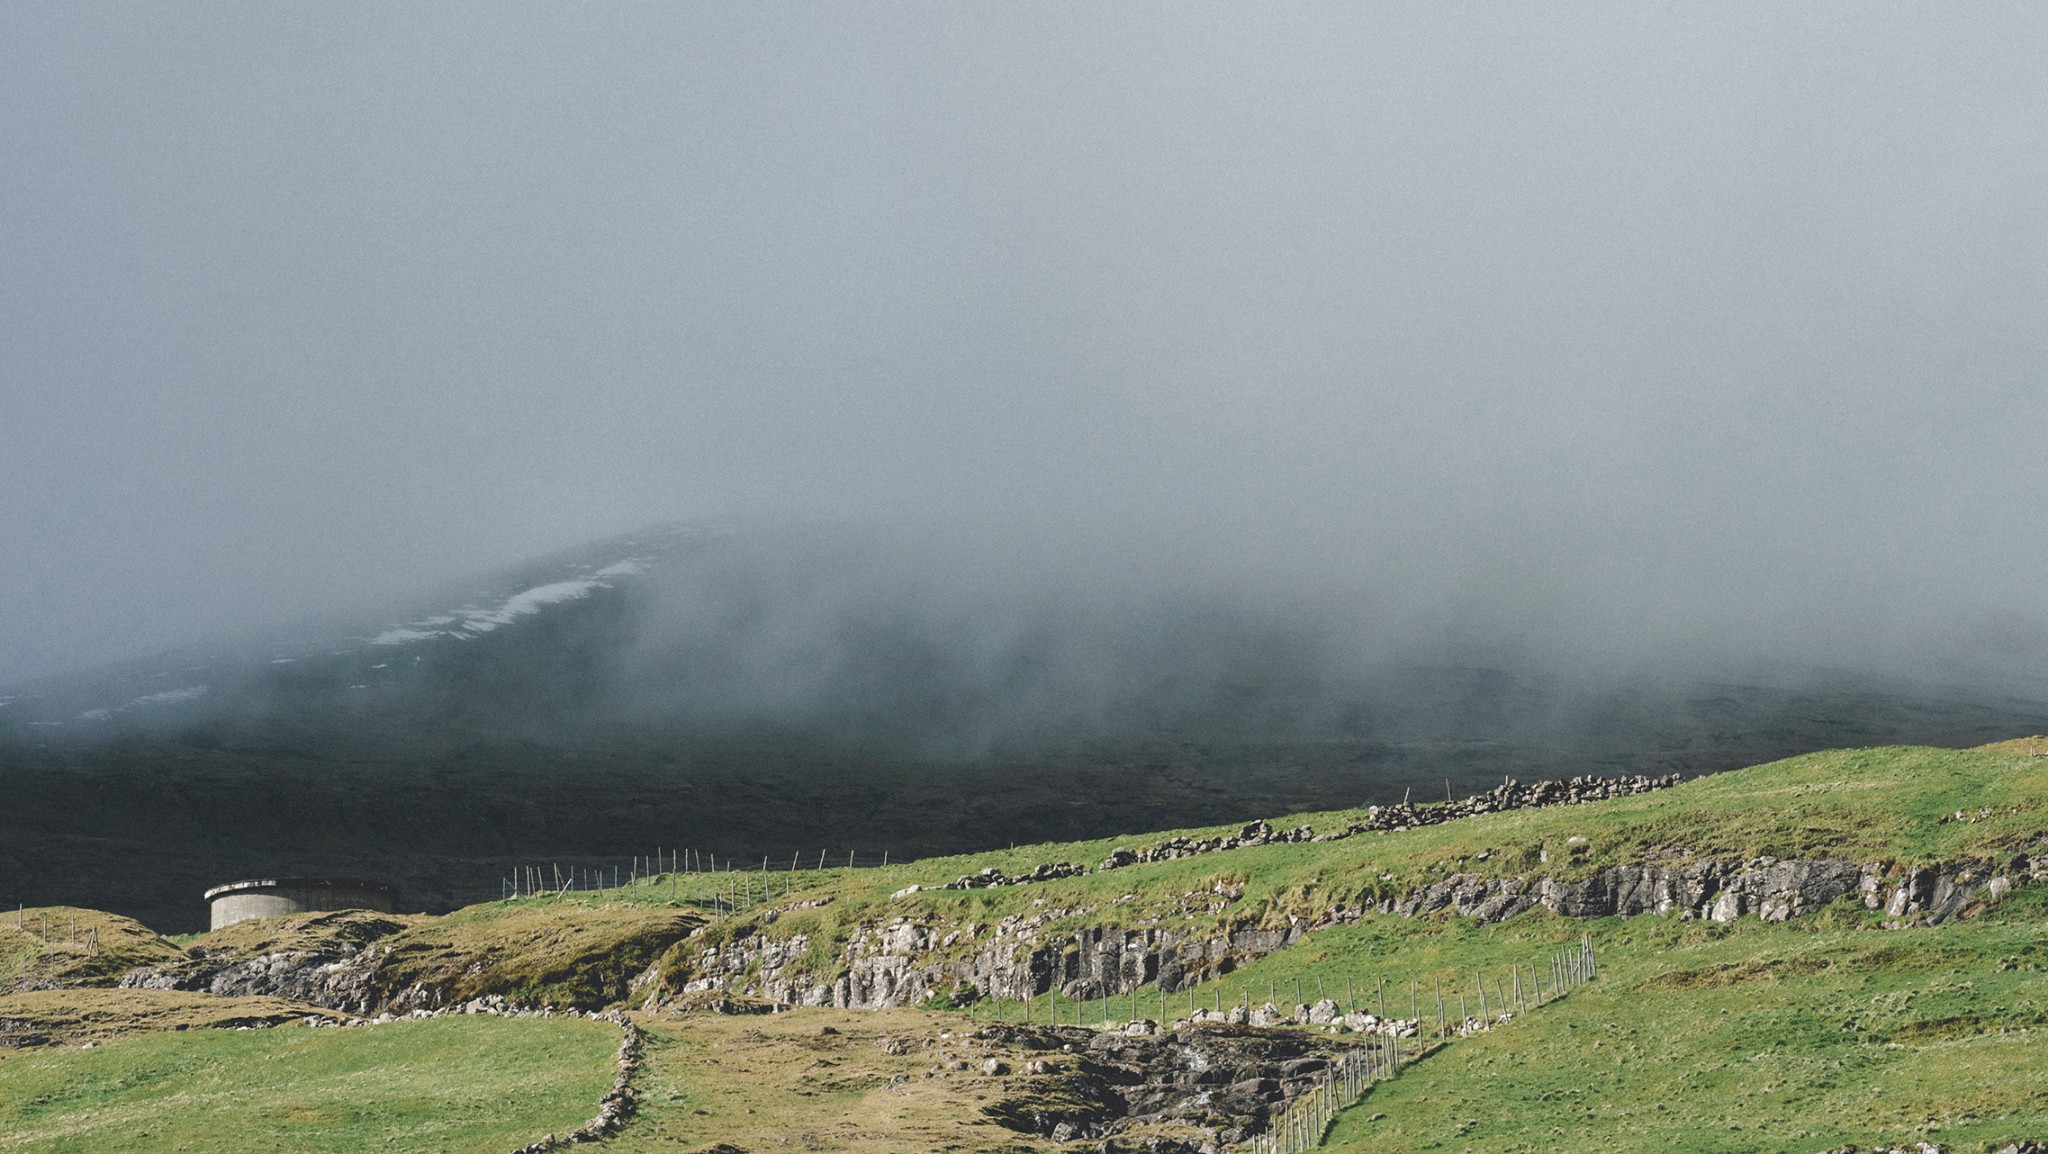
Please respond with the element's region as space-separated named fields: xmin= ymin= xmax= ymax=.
xmin=1100 ymin=774 xmax=1683 ymax=871
xmin=1100 ymin=820 xmax=1312 ymax=870
xmin=298 ymin=993 xmax=579 ymax=1027
xmin=1183 ymin=999 xmax=1420 ymax=1036
xmin=943 ymin=862 xmax=1087 ymax=890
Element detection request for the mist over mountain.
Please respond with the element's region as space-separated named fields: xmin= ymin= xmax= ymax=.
xmin=10 ymin=519 xmax=2044 ymax=758
xmin=5 ymin=520 xmax=2044 ymax=931
xmin=6 ymin=6 xmax=2048 ymax=930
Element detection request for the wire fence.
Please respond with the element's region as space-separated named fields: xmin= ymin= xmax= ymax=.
xmin=1245 ymin=1036 xmax=1406 ymax=1154
xmin=498 ymin=848 xmax=901 ymax=912
xmin=1239 ymin=937 xmax=1597 ymax=1153
xmin=7 ymin=905 xmax=105 ymax=985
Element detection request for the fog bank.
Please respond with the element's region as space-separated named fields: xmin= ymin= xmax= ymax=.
xmin=3 ymin=4 xmax=2044 ymax=688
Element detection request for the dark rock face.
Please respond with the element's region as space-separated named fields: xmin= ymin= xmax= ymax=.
xmin=978 ymin=1023 xmax=1358 ymax=1149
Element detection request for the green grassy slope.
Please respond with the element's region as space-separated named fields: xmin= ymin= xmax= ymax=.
xmin=500 ymin=743 xmax=2046 ymax=1007
xmin=115 ymin=744 xmax=2043 ymax=1017
xmin=1317 ymin=890 xmax=2048 ymax=1152
xmin=3 ymin=741 xmax=2045 ymax=1153
xmin=0 ymin=1015 xmax=618 ymax=1154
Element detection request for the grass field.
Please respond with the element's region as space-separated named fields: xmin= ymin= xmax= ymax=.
xmin=134 ymin=744 xmax=2037 ymax=1014
xmin=4 ymin=741 xmax=2046 ymax=1151
xmin=1181 ymin=887 xmax=2044 ymax=1153
xmin=0 ymin=1014 xmax=618 ymax=1154
xmin=503 ymin=742 xmax=2048 ymax=1012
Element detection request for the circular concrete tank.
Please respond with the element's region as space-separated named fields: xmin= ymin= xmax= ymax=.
xmin=204 ymin=878 xmax=400 ymax=930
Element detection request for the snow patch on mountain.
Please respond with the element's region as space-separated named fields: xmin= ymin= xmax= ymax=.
xmin=131 ymin=687 xmax=210 ymax=707
xmin=75 ymin=685 xmax=211 ymax=722
xmin=458 ymin=579 xmax=602 ymax=633
xmin=366 ymin=557 xmax=649 ymax=648
xmin=369 ymin=626 xmax=448 ymax=646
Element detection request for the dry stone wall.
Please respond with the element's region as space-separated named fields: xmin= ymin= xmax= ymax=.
xmin=943 ymin=862 xmax=1087 ymax=890
xmin=1100 ymin=774 xmax=1684 ymax=872
xmin=509 ymin=1012 xmax=641 ymax=1152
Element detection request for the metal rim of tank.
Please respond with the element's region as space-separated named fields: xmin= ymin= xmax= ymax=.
xmin=202 ymin=878 xmax=400 ymax=903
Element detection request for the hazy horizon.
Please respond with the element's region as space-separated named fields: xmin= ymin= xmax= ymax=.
xmin=5 ymin=4 xmax=2045 ymax=692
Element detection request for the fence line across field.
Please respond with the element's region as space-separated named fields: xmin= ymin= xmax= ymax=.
xmin=1238 ymin=937 xmax=1596 ymax=1153
xmin=497 ymin=848 xmax=904 ymax=910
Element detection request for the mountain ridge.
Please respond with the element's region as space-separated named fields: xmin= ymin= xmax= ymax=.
xmin=5 ymin=523 xmax=2045 ymax=932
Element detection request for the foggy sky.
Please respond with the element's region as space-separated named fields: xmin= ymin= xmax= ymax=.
xmin=4 ymin=3 xmax=2046 ymax=689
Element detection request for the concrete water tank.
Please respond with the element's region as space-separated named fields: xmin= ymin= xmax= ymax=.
xmin=203 ymin=878 xmax=400 ymax=930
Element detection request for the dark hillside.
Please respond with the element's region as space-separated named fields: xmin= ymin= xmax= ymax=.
xmin=5 ymin=526 xmax=2044 ymax=931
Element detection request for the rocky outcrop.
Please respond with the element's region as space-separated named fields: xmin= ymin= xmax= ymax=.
xmin=975 ymin=1023 xmax=1370 ymax=1149
xmin=120 ymin=946 xmax=388 ymax=1014
xmin=667 ymin=851 xmax=2044 ymax=1012
xmin=1393 ymin=851 xmax=2045 ymax=926
xmin=118 ymin=848 xmax=2037 ymax=1019
xmin=119 ymin=907 xmax=699 ymax=1016
xmin=1185 ymin=1001 xmax=1418 ymax=1036
xmin=677 ymin=903 xmax=1315 ymax=1011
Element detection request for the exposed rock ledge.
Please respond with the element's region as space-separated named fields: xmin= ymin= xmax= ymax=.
xmin=112 ymin=851 xmax=2044 ymax=1018
xmin=674 ymin=851 xmax=2046 ymax=1012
